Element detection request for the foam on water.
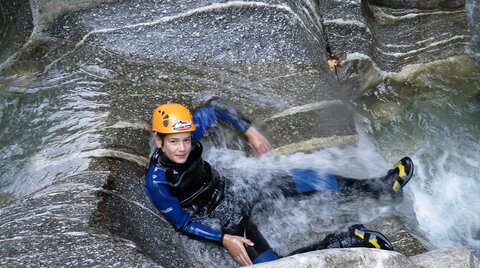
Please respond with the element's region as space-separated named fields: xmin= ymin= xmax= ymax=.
xmin=195 ymin=126 xmax=404 ymax=260
xmin=357 ymin=61 xmax=480 ymax=256
xmin=411 ymin=142 xmax=480 ymax=251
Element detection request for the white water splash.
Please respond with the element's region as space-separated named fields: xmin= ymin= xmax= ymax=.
xmin=411 ymin=145 xmax=480 ymax=250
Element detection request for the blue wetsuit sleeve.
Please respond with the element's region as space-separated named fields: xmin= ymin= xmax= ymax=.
xmin=145 ymin=165 xmax=224 ymax=244
xmin=192 ymin=98 xmax=251 ymax=140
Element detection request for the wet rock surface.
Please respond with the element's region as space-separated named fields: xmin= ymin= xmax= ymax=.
xmin=0 ymin=0 xmax=33 ymax=66
xmin=0 ymin=171 xmax=160 ymax=267
xmin=363 ymin=0 xmax=471 ymax=71
xmin=409 ymin=247 xmax=480 ymax=268
xmin=89 ymin=158 xmax=192 ymax=268
xmin=320 ymin=0 xmax=472 ymax=95
xmin=264 ymin=100 xmax=357 ymax=154
xmin=0 ymin=0 xmax=477 ymax=267
xmin=252 ymin=247 xmax=479 ymax=268
xmin=368 ymin=215 xmax=428 ymax=257
xmin=0 ymin=1 xmax=355 ymax=267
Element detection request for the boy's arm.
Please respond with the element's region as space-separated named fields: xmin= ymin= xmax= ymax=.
xmin=191 ymin=98 xmax=270 ymax=154
xmin=145 ymin=165 xmax=223 ymax=244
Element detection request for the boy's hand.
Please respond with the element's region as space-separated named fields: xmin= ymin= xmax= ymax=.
xmin=223 ymin=234 xmax=254 ymax=266
xmin=245 ymin=126 xmax=271 ymax=155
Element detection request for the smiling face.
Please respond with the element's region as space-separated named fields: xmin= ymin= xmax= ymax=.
xmin=155 ymin=132 xmax=192 ymax=164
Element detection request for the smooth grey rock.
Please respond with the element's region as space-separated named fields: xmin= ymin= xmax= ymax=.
xmin=0 ymin=0 xmax=33 ymax=65
xmin=319 ymin=0 xmax=372 ymax=57
xmin=89 ymin=157 xmax=194 ymax=268
xmin=335 ymin=52 xmax=385 ymax=98
xmin=409 ymin=247 xmax=480 ymax=268
xmin=363 ymin=0 xmax=471 ymax=71
xmin=29 ymin=0 xmax=118 ymax=33
xmin=0 ymin=0 xmax=356 ymax=151
xmin=369 ymin=0 xmax=466 ymax=9
xmin=264 ymin=100 xmax=357 ymax=154
xmin=251 ymin=248 xmax=416 ymax=268
xmin=0 ymin=172 xmax=162 ymax=268
xmin=0 ymin=191 xmax=16 ymax=208
xmin=319 ymin=0 xmax=472 ymax=88
xmin=251 ymin=247 xmax=479 ymax=268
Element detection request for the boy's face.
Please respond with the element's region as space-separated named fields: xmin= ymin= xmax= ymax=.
xmin=156 ymin=132 xmax=192 ymax=164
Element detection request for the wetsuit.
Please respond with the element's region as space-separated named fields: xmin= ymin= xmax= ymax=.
xmin=145 ymin=98 xmax=250 ymax=245
xmin=145 ymin=98 xmax=396 ymax=264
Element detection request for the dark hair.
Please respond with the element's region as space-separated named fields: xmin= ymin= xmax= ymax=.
xmin=156 ymin=132 xmax=167 ymax=141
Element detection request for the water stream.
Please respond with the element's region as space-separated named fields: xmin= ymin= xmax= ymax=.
xmin=356 ymin=62 xmax=480 ymax=256
xmin=0 ymin=0 xmax=479 ymax=266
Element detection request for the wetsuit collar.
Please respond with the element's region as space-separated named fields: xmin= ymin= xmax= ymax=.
xmin=152 ymin=140 xmax=203 ymax=168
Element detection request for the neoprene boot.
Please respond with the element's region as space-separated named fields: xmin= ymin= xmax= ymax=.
xmin=288 ymin=224 xmax=394 ymax=256
xmin=336 ymin=156 xmax=414 ymax=198
xmin=382 ymin=157 xmax=414 ymax=193
xmin=348 ymin=224 xmax=394 ymax=250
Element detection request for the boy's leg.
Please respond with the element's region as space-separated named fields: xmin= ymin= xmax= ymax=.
xmin=287 ymin=157 xmax=414 ymax=197
xmin=288 ymin=224 xmax=394 ymax=255
xmin=336 ymin=157 xmax=415 ymax=197
xmin=232 ymin=217 xmax=281 ymax=264
xmin=288 ymin=169 xmax=339 ymax=195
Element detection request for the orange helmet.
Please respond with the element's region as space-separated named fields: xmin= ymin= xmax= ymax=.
xmin=152 ymin=103 xmax=196 ymax=134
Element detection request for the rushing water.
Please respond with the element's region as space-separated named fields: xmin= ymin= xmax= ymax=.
xmin=356 ymin=61 xmax=480 ymax=256
xmin=0 ymin=72 xmax=108 ymax=197
xmin=0 ymin=0 xmax=479 ymax=266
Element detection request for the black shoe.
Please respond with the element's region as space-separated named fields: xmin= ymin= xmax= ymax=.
xmin=349 ymin=224 xmax=394 ymax=251
xmin=384 ymin=157 xmax=414 ymax=193
xmin=288 ymin=224 xmax=394 ymax=255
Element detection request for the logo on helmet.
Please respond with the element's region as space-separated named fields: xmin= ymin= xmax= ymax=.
xmin=172 ymin=120 xmax=193 ymax=131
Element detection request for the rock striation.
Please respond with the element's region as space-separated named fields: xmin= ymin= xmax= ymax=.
xmin=320 ymin=0 xmax=472 ymax=96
